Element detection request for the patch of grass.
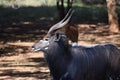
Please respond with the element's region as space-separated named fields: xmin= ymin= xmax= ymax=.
xmin=0 ymin=0 xmax=56 ymax=7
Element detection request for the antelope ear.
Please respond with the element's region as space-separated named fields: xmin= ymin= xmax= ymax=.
xmin=54 ymin=33 xmax=61 ymax=42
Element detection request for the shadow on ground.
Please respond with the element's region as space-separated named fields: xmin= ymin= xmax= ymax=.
xmin=0 ymin=6 xmax=57 ymax=42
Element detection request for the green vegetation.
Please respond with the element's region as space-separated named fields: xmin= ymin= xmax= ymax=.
xmin=0 ymin=0 xmax=120 ymax=24
xmin=0 ymin=0 xmax=56 ymax=7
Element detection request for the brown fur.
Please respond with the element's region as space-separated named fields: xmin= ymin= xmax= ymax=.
xmin=61 ymin=23 xmax=78 ymax=42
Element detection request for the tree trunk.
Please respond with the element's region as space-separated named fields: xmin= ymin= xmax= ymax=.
xmin=57 ymin=0 xmax=65 ymax=20
xmin=56 ymin=0 xmax=73 ymax=20
xmin=106 ymin=0 xmax=119 ymax=32
xmin=67 ymin=0 xmax=73 ymax=12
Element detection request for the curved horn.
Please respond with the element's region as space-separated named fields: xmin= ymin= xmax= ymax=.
xmin=47 ymin=9 xmax=74 ymax=36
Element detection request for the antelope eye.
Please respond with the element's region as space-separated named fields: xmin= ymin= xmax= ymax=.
xmin=44 ymin=38 xmax=49 ymax=41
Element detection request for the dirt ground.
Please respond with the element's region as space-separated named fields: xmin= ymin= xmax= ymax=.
xmin=0 ymin=23 xmax=120 ymax=80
